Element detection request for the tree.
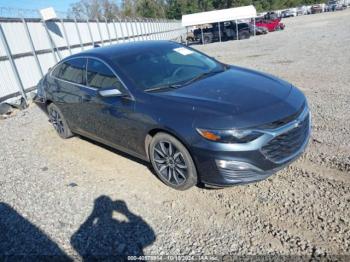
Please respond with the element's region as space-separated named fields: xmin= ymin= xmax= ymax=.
xmin=135 ymin=0 xmax=166 ymax=18
xmin=122 ymin=0 xmax=136 ymax=17
xmin=69 ymin=0 xmax=119 ymax=20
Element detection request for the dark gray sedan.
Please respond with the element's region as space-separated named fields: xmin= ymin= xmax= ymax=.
xmin=35 ymin=41 xmax=310 ymax=190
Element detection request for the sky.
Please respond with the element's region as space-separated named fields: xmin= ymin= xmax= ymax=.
xmin=0 ymin=0 xmax=78 ymax=13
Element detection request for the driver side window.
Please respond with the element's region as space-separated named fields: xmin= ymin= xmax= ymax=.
xmin=87 ymin=59 xmax=124 ymax=91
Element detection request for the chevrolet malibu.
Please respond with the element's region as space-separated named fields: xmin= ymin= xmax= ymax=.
xmin=34 ymin=41 xmax=310 ymax=190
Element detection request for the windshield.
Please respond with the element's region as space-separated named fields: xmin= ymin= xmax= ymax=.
xmin=111 ymin=44 xmax=223 ymax=91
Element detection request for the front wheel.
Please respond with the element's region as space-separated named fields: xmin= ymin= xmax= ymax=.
xmin=149 ymin=133 xmax=197 ymax=190
xmin=202 ymin=34 xmax=213 ymax=44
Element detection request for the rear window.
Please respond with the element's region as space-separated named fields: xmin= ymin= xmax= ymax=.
xmin=52 ymin=58 xmax=86 ymax=85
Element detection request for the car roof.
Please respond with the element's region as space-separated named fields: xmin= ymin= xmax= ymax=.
xmin=67 ymin=40 xmax=180 ymax=61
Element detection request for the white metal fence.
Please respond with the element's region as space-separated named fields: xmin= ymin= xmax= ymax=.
xmin=0 ymin=17 xmax=186 ymax=103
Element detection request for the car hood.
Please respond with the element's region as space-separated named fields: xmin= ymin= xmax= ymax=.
xmin=155 ymin=66 xmax=306 ymax=129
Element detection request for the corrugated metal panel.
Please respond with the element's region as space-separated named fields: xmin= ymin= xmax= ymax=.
xmin=71 ymin=47 xmax=82 ymax=55
xmin=0 ymin=60 xmax=20 ymax=97
xmin=77 ymin=22 xmax=91 ymax=43
xmin=60 ymin=49 xmax=70 ymax=59
xmin=89 ymin=22 xmax=100 ymax=43
xmin=37 ymin=52 xmax=56 ymax=74
xmin=99 ymin=21 xmax=109 ymax=41
xmin=115 ymin=22 xmax=126 ymax=42
xmin=27 ymin=22 xmax=51 ymax=51
xmin=108 ymin=23 xmax=116 ymax=39
xmin=0 ymin=26 xmax=7 ymax=57
xmin=1 ymin=22 xmax=32 ymax=55
xmin=14 ymin=56 xmax=41 ymax=90
xmin=64 ymin=22 xmax=80 ymax=46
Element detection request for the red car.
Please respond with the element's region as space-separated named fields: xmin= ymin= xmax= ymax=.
xmin=255 ymin=18 xmax=285 ymax=32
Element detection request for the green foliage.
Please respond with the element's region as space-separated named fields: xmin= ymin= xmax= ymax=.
xmin=70 ymin=0 xmax=324 ymax=20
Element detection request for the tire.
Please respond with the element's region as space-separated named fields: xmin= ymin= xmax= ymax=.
xmin=203 ymin=34 xmax=212 ymax=44
xmin=47 ymin=103 xmax=73 ymax=139
xmin=239 ymin=31 xmax=250 ymax=40
xmin=149 ymin=132 xmax=197 ymax=190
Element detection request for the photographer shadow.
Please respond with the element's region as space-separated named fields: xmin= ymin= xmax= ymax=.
xmin=71 ymin=196 xmax=156 ymax=260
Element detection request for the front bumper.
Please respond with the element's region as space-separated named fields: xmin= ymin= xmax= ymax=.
xmin=192 ymin=106 xmax=311 ymax=187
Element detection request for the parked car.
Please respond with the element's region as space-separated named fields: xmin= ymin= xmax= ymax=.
xmin=327 ymin=0 xmax=347 ymax=11
xmin=255 ymin=18 xmax=285 ymax=32
xmin=281 ymin=9 xmax=297 ymax=17
xmin=193 ymin=21 xmax=251 ymax=44
xmin=311 ymin=4 xmax=323 ymax=13
xmin=264 ymin=12 xmax=280 ymax=20
xmin=252 ymin=25 xmax=269 ymax=35
xmin=34 ymin=41 xmax=310 ymax=190
xmin=297 ymin=6 xmax=308 ymax=15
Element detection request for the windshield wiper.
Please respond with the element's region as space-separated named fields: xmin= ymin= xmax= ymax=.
xmin=144 ymin=83 xmax=180 ymax=93
xmin=181 ymin=68 xmax=225 ymax=87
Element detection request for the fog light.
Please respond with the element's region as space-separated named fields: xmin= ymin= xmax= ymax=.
xmin=215 ymin=160 xmax=263 ymax=172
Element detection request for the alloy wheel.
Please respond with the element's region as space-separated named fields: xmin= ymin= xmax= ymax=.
xmin=153 ymin=141 xmax=187 ymax=186
xmin=49 ymin=108 xmax=65 ymax=135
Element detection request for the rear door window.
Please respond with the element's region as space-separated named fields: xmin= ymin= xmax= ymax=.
xmin=53 ymin=58 xmax=86 ymax=85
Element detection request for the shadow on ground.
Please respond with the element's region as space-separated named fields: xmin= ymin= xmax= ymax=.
xmin=71 ymin=196 xmax=156 ymax=259
xmin=0 ymin=202 xmax=71 ymax=259
xmin=0 ymin=196 xmax=155 ymax=260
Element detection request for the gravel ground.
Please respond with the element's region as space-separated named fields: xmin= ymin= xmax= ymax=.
xmin=1 ymin=10 xmax=349 ymax=260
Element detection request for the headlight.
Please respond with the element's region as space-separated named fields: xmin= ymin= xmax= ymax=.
xmin=196 ymin=128 xmax=262 ymax=143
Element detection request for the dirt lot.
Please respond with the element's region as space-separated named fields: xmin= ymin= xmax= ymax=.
xmin=1 ymin=10 xmax=349 ymax=259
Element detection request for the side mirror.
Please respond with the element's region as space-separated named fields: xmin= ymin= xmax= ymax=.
xmin=98 ymin=87 xmax=124 ymax=97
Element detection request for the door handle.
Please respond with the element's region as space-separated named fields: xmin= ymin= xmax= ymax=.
xmin=81 ymin=95 xmax=91 ymax=103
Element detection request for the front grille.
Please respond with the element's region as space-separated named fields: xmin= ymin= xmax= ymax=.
xmin=261 ymin=114 xmax=310 ymax=163
xmin=259 ymin=104 xmax=305 ymax=129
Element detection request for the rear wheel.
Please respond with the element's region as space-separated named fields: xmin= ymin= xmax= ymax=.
xmin=47 ymin=103 xmax=73 ymax=139
xmin=239 ymin=31 xmax=250 ymax=40
xmin=149 ymin=133 xmax=197 ymax=190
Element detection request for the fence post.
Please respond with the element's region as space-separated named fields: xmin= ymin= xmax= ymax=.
xmin=140 ymin=19 xmax=147 ymax=40
xmin=60 ymin=18 xmax=71 ymax=55
xmin=236 ymin=20 xmax=239 ymax=40
xmin=41 ymin=19 xmax=60 ymax=62
xmin=129 ymin=18 xmax=135 ymax=41
xmin=162 ymin=19 xmax=166 ymax=39
xmin=112 ymin=19 xmax=119 ymax=43
xmin=103 ymin=17 xmax=112 ymax=45
xmin=156 ymin=19 xmax=161 ymax=40
xmin=133 ymin=18 xmax=139 ymax=41
xmin=117 ymin=18 xmax=125 ymax=43
xmin=0 ymin=24 xmax=27 ymax=104
xmin=136 ymin=18 xmax=143 ymax=41
xmin=74 ymin=18 xmax=84 ymax=51
xmin=21 ymin=17 xmax=43 ymax=77
xmin=253 ymin=17 xmax=256 ymax=37
xmin=124 ymin=18 xmax=131 ymax=42
xmin=150 ymin=19 xmax=155 ymax=40
xmin=146 ymin=19 xmax=152 ymax=40
xmin=96 ymin=18 xmax=104 ymax=46
xmin=86 ymin=19 xmax=94 ymax=47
